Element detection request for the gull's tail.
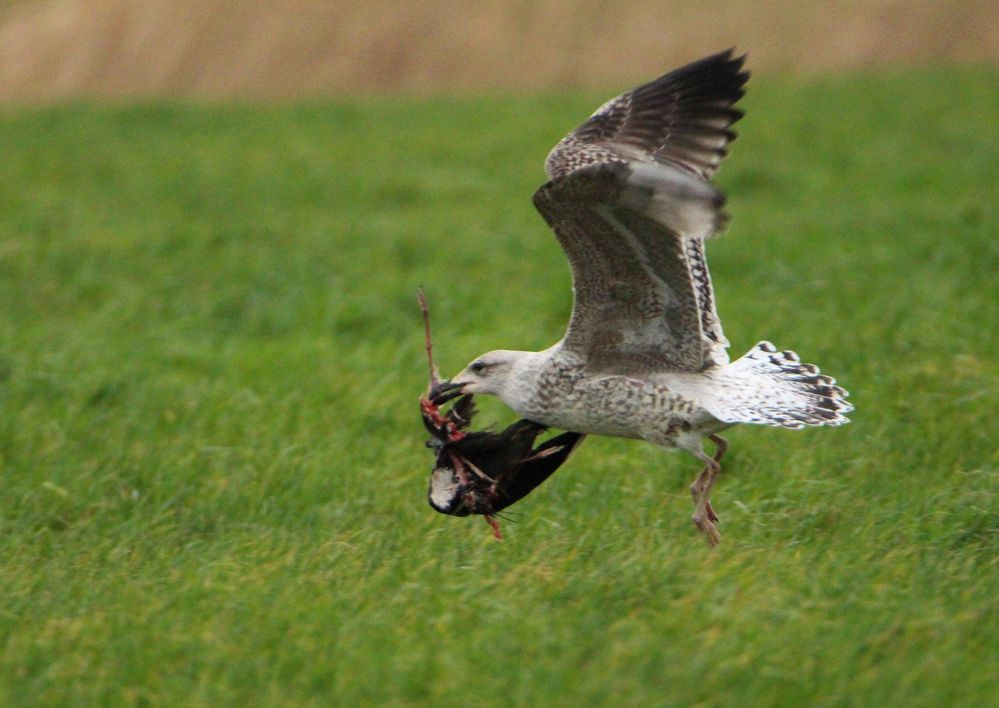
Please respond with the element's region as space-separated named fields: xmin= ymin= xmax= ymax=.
xmin=701 ymin=342 xmax=853 ymax=428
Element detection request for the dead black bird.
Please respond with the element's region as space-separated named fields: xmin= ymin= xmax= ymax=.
xmin=422 ymin=392 xmax=584 ymax=522
xmin=418 ymin=290 xmax=585 ymax=538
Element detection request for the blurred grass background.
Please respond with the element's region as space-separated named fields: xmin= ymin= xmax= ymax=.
xmin=1 ymin=1 xmax=998 ymax=705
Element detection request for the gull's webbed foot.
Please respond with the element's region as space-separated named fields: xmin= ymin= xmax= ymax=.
xmin=692 ymin=509 xmax=722 ymax=546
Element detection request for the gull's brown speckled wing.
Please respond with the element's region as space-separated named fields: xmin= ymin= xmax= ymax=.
xmin=544 ymin=49 xmax=748 ymax=182
xmin=535 ymin=51 xmax=748 ymax=373
xmin=534 ymin=162 xmax=726 ymax=373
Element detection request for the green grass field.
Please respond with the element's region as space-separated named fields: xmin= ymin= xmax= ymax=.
xmin=1 ymin=65 xmax=998 ymax=705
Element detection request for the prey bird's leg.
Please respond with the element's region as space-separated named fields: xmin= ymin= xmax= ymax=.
xmin=689 ymin=434 xmax=728 ymax=546
xmin=417 ymin=288 xmax=467 ymax=441
xmin=416 ymin=288 xmax=441 ymax=391
xmin=484 ymin=515 xmax=503 ymax=540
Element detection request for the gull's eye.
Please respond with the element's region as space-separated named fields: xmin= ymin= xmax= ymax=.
xmin=470 ymin=361 xmax=487 ymax=374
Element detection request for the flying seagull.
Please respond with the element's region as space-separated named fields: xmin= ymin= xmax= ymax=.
xmin=432 ymin=49 xmax=852 ymax=544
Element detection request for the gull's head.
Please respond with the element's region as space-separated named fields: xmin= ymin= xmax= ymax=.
xmin=430 ymin=350 xmax=530 ymax=403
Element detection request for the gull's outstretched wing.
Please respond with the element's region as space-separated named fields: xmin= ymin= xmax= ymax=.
xmin=534 ymin=161 xmax=726 ymax=373
xmin=545 ymin=49 xmax=748 ymax=182
xmin=535 ymin=51 xmax=747 ymax=373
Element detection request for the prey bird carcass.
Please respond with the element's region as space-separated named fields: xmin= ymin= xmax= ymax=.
xmin=418 ymin=290 xmax=584 ymax=538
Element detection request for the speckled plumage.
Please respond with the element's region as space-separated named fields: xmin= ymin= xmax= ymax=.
xmin=444 ymin=50 xmax=852 ymax=544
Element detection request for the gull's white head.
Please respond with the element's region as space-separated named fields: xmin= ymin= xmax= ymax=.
xmin=429 ymin=349 xmax=547 ymax=412
xmin=450 ymin=350 xmax=532 ymax=398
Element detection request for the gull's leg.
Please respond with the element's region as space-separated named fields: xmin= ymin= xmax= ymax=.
xmin=688 ymin=434 xmax=728 ymax=546
xmin=703 ymin=434 xmax=728 ymax=523
xmin=690 ymin=434 xmax=728 ymax=522
xmin=689 ymin=453 xmax=722 ymax=546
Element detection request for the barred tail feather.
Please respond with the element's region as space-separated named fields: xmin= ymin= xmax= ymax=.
xmin=706 ymin=341 xmax=853 ymax=429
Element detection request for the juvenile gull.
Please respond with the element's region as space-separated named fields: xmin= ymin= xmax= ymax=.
xmin=434 ymin=50 xmax=852 ymax=544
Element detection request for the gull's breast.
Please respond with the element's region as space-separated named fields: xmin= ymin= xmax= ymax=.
xmin=510 ymin=367 xmax=710 ymax=439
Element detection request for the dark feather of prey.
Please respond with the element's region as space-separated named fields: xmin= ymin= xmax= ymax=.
xmin=417 ymin=290 xmax=584 ymax=538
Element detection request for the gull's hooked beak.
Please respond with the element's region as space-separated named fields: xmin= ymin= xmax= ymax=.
xmin=429 ymin=379 xmax=466 ymax=405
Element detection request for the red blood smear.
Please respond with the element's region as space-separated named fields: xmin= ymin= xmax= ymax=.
xmin=420 ymin=396 xmax=466 ymax=442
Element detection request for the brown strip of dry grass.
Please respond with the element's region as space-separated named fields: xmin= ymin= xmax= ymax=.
xmin=1 ymin=0 xmax=998 ymax=101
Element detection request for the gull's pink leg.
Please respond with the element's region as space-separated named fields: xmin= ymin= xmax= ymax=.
xmin=689 ymin=434 xmax=728 ymax=546
xmin=703 ymin=434 xmax=728 ymax=524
